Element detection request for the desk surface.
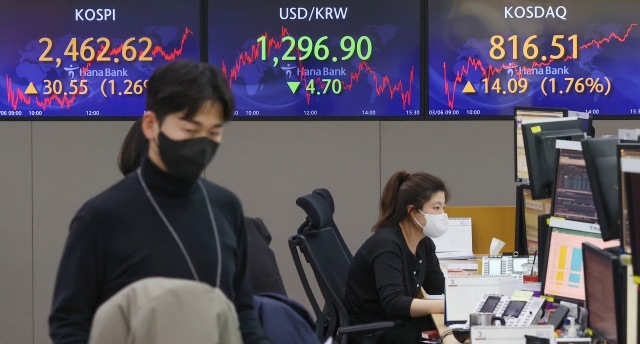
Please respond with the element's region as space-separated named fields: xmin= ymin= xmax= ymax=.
xmin=433 ymin=314 xmax=465 ymax=344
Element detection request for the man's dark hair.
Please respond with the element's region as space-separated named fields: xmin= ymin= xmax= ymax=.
xmin=145 ymin=59 xmax=235 ymax=122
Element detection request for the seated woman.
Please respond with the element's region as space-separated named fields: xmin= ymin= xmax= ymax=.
xmin=343 ymin=171 xmax=449 ymax=344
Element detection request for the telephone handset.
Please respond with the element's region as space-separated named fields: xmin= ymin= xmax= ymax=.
xmin=463 ymin=294 xmax=546 ymax=328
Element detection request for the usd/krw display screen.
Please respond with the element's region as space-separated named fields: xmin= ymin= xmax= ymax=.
xmin=428 ymin=0 xmax=640 ymax=117
xmin=209 ymin=0 xmax=422 ymax=118
xmin=0 ymin=0 xmax=200 ymax=119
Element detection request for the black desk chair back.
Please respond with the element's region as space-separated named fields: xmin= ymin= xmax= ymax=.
xmin=297 ymin=188 xmax=353 ymax=262
xmin=290 ymin=193 xmax=335 ymax=339
xmin=291 ymin=227 xmax=399 ymax=344
xmin=290 ymin=193 xmax=398 ymax=343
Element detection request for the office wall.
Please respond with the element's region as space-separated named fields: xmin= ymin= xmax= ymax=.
xmin=0 ymin=123 xmax=33 ymax=344
xmin=0 ymin=118 xmax=637 ymax=343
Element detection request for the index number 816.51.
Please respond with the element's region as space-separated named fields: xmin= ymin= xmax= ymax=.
xmin=490 ymin=34 xmax=578 ymax=60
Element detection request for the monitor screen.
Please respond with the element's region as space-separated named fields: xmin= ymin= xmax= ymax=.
xmin=619 ymin=145 xmax=640 ymax=256
xmin=515 ymin=108 xmax=566 ymax=182
xmin=0 ymin=0 xmax=200 ymax=119
xmin=620 ymin=147 xmax=640 ymax=275
xmin=554 ymin=148 xmax=598 ymax=223
xmin=544 ymin=226 xmax=619 ymax=301
xmin=208 ymin=0 xmax=422 ymax=118
xmin=427 ymin=0 xmax=640 ymax=117
xmin=583 ymin=243 xmax=618 ymax=343
xmin=522 ymin=187 xmax=552 ymax=254
xmin=626 ymin=173 xmax=640 ymax=276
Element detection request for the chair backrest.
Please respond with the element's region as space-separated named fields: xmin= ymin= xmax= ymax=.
xmin=296 ymin=191 xmax=353 ymax=262
xmin=297 ymin=228 xmax=353 ymax=336
xmin=312 ymin=188 xmax=335 ymax=213
xmin=296 ymin=194 xmax=334 ymax=233
xmin=288 ymin=234 xmax=332 ymax=341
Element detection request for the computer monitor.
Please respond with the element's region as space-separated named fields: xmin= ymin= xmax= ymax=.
xmin=552 ymin=142 xmax=598 ymax=223
xmin=582 ymin=137 xmax=621 ymax=241
xmin=542 ymin=219 xmax=620 ymax=304
xmin=521 ymin=119 xmax=585 ymax=200
xmin=620 ymin=144 xmax=640 ymax=275
xmin=567 ymin=110 xmax=595 ymax=137
xmin=519 ymin=185 xmax=551 ymax=254
xmin=514 ymin=107 xmax=567 ymax=183
xmin=583 ymin=242 xmax=623 ymax=344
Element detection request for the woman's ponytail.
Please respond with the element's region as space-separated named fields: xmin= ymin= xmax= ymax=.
xmin=373 ymin=171 xmax=409 ymax=231
xmin=373 ymin=171 xmax=449 ymax=231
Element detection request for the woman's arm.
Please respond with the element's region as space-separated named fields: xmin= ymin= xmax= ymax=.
xmin=373 ymin=250 xmax=417 ymax=318
xmin=422 ymin=239 xmax=446 ymax=295
xmin=409 ymin=299 xmax=444 ymax=317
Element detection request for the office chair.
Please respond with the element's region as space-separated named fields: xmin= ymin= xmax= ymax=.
xmin=290 ymin=227 xmax=399 ymax=344
xmin=290 ymin=193 xmax=336 ymax=339
xmin=299 ymin=188 xmax=353 ymax=262
xmin=292 ymin=189 xmax=355 ymax=338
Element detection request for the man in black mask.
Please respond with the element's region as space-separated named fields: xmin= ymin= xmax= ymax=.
xmin=49 ymin=60 xmax=271 ymax=344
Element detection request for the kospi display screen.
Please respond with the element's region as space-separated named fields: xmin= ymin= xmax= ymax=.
xmin=428 ymin=0 xmax=640 ymax=118
xmin=0 ymin=0 xmax=200 ymax=119
xmin=208 ymin=0 xmax=422 ymax=118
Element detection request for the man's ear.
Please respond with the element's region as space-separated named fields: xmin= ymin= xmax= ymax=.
xmin=141 ymin=111 xmax=159 ymax=140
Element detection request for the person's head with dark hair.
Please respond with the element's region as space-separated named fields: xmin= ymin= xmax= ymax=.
xmin=374 ymin=171 xmax=450 ymax=237
xmin=118 ymin=117 xmax=148 ymax=176
xmin=141 ymin=59 xmax=235 ymax=181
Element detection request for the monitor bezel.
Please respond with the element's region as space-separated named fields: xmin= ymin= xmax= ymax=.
xmin=515 ymin=184 xmax=527 ymax=254
xmin=582 ymin=242 xmax=622 ymax=344
xmin=521 ymin=119 xmax=584 ymax=200
xmin=616 ymin=143 xmax=640 ymax=256
xmin=209 ymin=0 xmax=427 ymax=121
xmin=537 ymin=213 xmax=552 ymax=290
xmin=1 ymin=0 xmax=205 ymax=122
xmin=514 ymin=107 xmax=568 ymax=183
xmin=542 ymin=226 xmax=586 ymax=306
xmin=581 ymin=137 xmax=621 ymax=241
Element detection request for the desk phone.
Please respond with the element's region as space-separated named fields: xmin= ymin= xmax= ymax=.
xmin=481 ymin=255 xmax=534 ymax=275
xmin=464 ymin=294 xmax=546 ymax=328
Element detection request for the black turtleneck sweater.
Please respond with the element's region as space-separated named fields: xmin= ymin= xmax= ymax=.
xmin=49 ymin=155 xmax=271 ymax=344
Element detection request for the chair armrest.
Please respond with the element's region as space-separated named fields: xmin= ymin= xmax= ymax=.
xmin=336 ymin=320 xmax=401 ymax=335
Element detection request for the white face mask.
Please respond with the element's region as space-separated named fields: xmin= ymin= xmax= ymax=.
xmin=412 ymin=210 xmax=449 ymax=238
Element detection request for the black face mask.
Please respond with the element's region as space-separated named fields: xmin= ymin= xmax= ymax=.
xmin=158 ymin=132 xmax=219 ymax=182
